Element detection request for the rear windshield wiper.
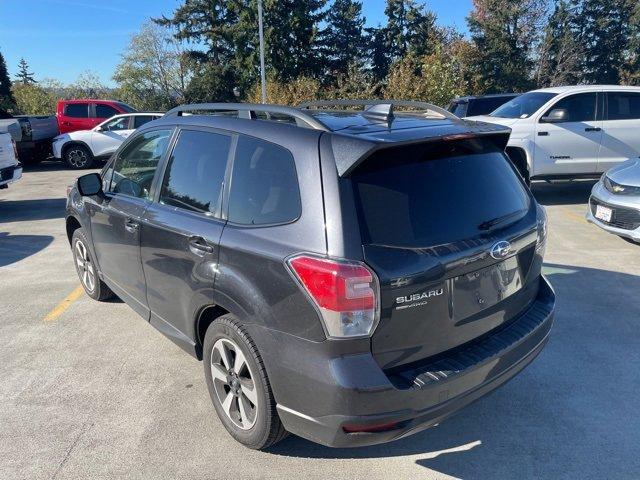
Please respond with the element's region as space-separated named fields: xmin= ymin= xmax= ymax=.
xmin=478 ymin=209 xmax=527 ymax=231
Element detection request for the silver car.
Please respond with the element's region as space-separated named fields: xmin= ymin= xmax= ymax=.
xmin=587 ymin=159 xmax=640 ymax=243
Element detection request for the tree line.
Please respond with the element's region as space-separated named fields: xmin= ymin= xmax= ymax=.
xmin=2 ymin=0 xmax=640 ymax=115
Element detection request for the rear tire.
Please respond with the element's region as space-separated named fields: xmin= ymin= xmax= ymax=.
xmin=71 ymin=229 xmax=114 ymax=301
xmin=19 ymin=154 xmax=42 ymax=166
xmin=203 ymin=314 xmax=288 ymax=450
xmin=64 ymin=144 xmax=95 ymax=169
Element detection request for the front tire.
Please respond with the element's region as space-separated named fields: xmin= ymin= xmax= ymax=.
xmin=64 ymin=144 xmax=94 ymax=169
xmin=71 ymin=229 xmax=114 ymax=301
xmin=203 ymin=315 xmax=288 ymax=450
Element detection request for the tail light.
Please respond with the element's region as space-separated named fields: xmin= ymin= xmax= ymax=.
xmin=11 ymin=139 xmax=18 ymax=160
xmin=286 ymin=255 xmax=380 ymax=339
xmin=536 ymin=204 xmax=547 ymax=255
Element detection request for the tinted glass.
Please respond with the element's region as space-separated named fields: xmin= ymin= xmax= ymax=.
xmin=133 ymin=115 xmax=155 ymax=129
xmin=351 ymin=142 xmax=530 ymax=248
xmin=95 ymin=104 xmax=119 ymax=118
xmin=450 ymin=102 xmax=468 ymax=117
xmin=64 ymin=103 xmax=89 ymax=118
xmin=228 ymin=136 xmax=301 ymax=225
xmin=468 ymin=96 xmax=516 ymax=116
xmin=491 ymin=92 xmax=557 ymax=118
xmin=159 ymin=130 xmax=231 ymax=215
xmin=607 ymin=92 xmax=640 ymax=120
xmin=109 ymin=129 xmax=171 ymax=199
xmin=544 ymin=93 xmax=597 ymax=122
xmin=102 ymin=116 xmax=129 ymax=131
xmin=116 ymin=102 xmax=137 ymax=113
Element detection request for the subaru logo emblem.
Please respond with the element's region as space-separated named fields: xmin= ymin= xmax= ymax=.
xmin=490 ymin=241 xmax=512 ymax=260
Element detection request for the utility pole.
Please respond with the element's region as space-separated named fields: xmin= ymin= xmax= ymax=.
xmin=258 ymin=0 xmax=267 ymax=103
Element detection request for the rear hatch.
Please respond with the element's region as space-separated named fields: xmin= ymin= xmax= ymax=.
xmin=348 ymin=139 xmax=542 ymax=370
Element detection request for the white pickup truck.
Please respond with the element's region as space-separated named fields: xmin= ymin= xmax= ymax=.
xmin=468 ymin=85 xmax=640 ymax=183
xmin=0 ymin=132 xmax=22 ymax=189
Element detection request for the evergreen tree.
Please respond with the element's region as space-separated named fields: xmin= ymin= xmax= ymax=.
xmin=16 ymin=58 xmax=36 ymax=85
xmin=364 ymin=26 xmax=391 ymax=82
xmin=537 ymin=0 xmax=583 ymax=87
xmin=385 ymin=0 xmax=438 ymax=59
xmin=320 ymin=0 xmax=365 ymax=77
xmin=577 ymin=0 xmax=634 ymax=84
xmin=264 ymin=0 xmax=327 ymax=81
xmin=467 ymin=0 xmax=547 ymax=93
xmin=0 ymin=50 xmax=15 ymax=110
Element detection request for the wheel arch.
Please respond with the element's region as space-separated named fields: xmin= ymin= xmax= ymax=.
xmin=66 ymin=215 xmax=82 ymax=245
xmin=195 ymin=304 xmax=232 ymax=360
xmin=505 ymin=146 xmax=530 ymax=184
xmin=62 ymin=140 xmax=93 ymax=158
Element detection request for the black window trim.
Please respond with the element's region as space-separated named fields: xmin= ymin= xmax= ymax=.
xmin=151 ymin=125 xmax=236 ymax=221
xmin=223 ymin=132 xmax=303 ymax=229
xmin=104 ymin=126 xmax=177 ymax=201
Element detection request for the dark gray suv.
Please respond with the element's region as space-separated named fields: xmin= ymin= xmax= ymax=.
xmin=65 ymin=101 xmax=555 ymax=449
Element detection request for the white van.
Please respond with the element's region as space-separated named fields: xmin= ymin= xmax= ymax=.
xmin=0 ymin=132 xmax=21 ymax=189
xmin=468 ymin=85 xmax=640 ymax=183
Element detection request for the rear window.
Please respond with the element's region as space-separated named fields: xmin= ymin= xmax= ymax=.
xmin=351 ymin=141 xmax=530 ymax=248
xmin=64 ymin=103 xmax=89 ymax=118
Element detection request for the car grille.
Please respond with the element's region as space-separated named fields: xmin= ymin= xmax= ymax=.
xmin=590 ymin=197 xmax=640 ymax=230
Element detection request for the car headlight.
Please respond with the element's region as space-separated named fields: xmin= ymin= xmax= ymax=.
xmin=603 ymin=175 xmax=640 ymax=195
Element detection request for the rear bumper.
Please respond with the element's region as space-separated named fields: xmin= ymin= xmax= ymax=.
xmin=263 ymin=276 xmax=554 ymax=448
xmin=0 ymin=164 xmax=22 ymax=187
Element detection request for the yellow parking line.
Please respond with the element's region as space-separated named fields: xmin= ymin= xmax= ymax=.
xmin=562 ymin=209 xmax=586 ymax=223
xmin=44 ymin=286 xmax=84 ymax=322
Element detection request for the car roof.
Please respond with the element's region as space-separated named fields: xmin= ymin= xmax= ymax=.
xmin=530 ymin=85 xmax=640 ymax=94
xmin=149 ymin=101 xmax=511 ymax=176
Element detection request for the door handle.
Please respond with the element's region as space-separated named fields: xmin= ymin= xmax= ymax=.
xmin=124 ymin=218 xmax=139 ymax=233
xmin=538 ymin=131 xmax=549 ymax=136
xmin=188 ymin=236 xmax=214 ymax=255
xmin=585 ymin=127 xmax=602 ymax=132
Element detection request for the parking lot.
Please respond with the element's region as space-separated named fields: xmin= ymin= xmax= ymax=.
xmin=1 ymin=163 xmax=639 ymax=480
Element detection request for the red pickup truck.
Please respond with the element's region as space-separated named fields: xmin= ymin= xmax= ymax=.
xmin=56 ymin=99 xmax=137 ymax=134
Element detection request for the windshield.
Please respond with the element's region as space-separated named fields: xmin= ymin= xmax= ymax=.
xmin=351 ymin=141 xmax=531 ymax=248
xmin=116 ymin=102 xmax=137 ymax=113
xmin=490 ymin=92 xmax=557 ymax=119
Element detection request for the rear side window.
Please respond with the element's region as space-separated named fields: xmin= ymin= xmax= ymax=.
xmin=64 ymin=103 xmax=88 ymax=118
xmin=95 ymin=104 xmax=119 ymax=118
xmin=228 ymin=136 xmax=301 ymax=225
xmin=351 ymin=142 xmax=530 ymax=248
xmin=159 ymin=130 xmax=231 ymax=215
xmin=450 ymin=102 xmax=468 ymax=117
xmin=544 ymin=93 xmax=597 ymax=123
xmin=607 ymin=92 xmax=640 ymax=120
xmin=133 ymin=115 xmax=156 ymax=129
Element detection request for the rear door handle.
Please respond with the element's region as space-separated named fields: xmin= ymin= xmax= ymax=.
xmin=538 ymin=131 xmax=549 ymax=136
xmin=124 ymin=218 xmax=139 ymax=233
xmin=585 ymin=127 xmax=602 ymax=132
xmin=188 ymin=236 xmax=214 ymax=255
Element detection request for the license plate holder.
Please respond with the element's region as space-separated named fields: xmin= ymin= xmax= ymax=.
xmin=595 ymin=204 xmax=613 ymax=223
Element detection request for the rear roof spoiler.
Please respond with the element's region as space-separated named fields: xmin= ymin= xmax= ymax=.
xmin=331 ymin=126 xmax=511 ymax=177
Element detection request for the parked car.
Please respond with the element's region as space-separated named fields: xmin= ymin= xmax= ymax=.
xmin=52 ymin=113 xmax=163 ymax=169
xmin=447 ymin=93 xmax=519 ymax=118
xmin=56 ymin=99 xmax=137 ymax=134
xmin=587 ymin=159 xmax=640 ymax=243
xmin=65 ymin=100 xmax=555 ymax=450
xmin=0 ymin=132 xmax=21 ymax=189
xmin=467 ymin=85 xmax=640 ymax=184
xmin=0 ymin=108 xmax=58 ymax=164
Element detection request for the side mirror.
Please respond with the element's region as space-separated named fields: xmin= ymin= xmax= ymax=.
xmin=77 ymin=173 xmax=103 ymax=196
xmin=541 ymin=108 xmax=568 ymax=123
xmin=94 ymin=126 xmax=104 ymax=132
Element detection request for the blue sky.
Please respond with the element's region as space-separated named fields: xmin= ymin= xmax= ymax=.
xmin=0 ymin=0 xmax=473 ymax=86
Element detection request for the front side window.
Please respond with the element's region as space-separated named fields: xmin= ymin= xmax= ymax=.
xmin=64 ymin=103 xmax=89 ymax=118
xmin=491 ymin=92 xmax=557 ymax=119
xmin=607 ymin=92 xmax=640 ymax=121
xmin=543 ymin=93 xmax=597 ymax=123
xmin=159 ymin=130 xmax=231 ymax=215
xmin=101 ymin=116 xmax=129 ymax=131
xmin=95 ymin=104 xmax=120 ymax=119
xmin=109 ymin=129 xmax=172 ymax=199
xmin=228 ymin=135 xmax=301 ymax=225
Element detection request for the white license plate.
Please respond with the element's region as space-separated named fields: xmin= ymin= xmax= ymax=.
xmin=595 ymin=205 xmax=613 ymax=222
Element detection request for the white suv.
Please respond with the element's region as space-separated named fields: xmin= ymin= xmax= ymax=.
xmin=468 ymin=85 xmax=640 ymax=183
xmin=52 ymin=113 xmax=162 ymax=169
xmin=0 ymin=132 xmax=21 ymax=189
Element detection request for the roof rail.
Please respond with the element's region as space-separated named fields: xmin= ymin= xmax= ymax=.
xmin=299 ymin=99 xmax=458 ymax=120
xmin=164 ymin=103 xmax=330 ymax=131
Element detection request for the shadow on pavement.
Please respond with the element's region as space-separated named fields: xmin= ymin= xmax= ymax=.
xmin=0 ymin=231 xmax=54 ymax=267
xmin=268 ymin=264 xmax=640 ymax=478
xmin=21 ymin=160 xmax=70 ymax=172
xmin=531 ymin=180 xmax=597 ymax=206
xmin=0 ymin=198 xmax=67 ymax=223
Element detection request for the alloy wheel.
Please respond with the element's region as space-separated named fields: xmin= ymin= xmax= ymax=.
xmin=67 ymin=149 xmax=88 ymax=168
xmin=210 ymin=338 xmax=259 ymax=430
xmin=74 ymin=239 xmax=95 ymax=292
